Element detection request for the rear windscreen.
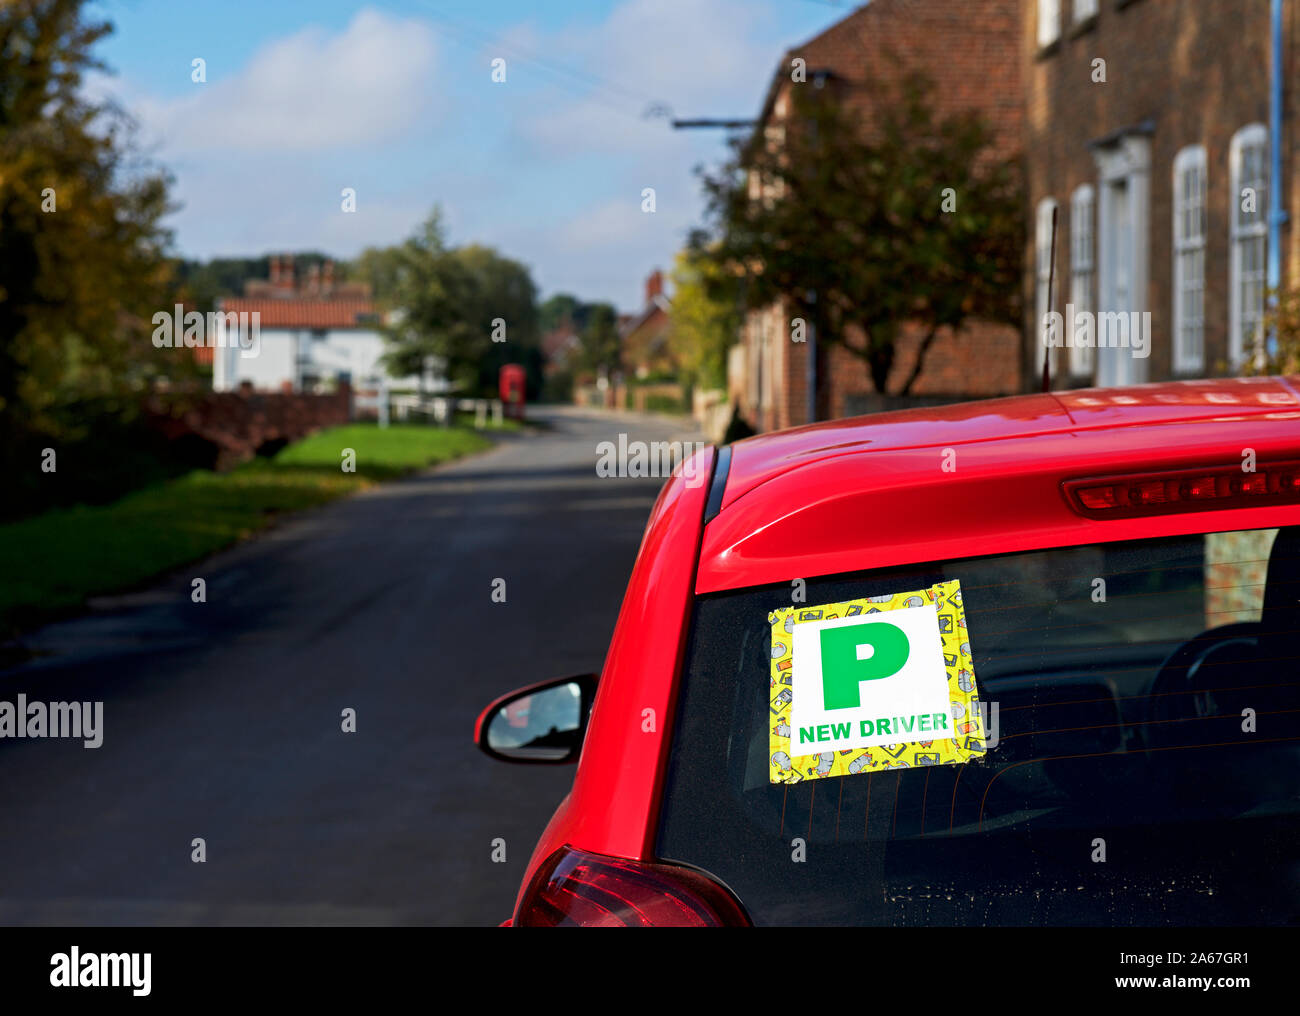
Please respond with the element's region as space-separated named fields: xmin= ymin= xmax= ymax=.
xmin=657 ymin=525 xmax=1300 ymax=926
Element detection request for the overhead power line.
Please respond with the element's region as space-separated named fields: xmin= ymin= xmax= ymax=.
xmin=413 ymin=1 xmax=673 ymax=125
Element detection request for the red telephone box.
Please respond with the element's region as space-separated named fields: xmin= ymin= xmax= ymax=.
xmin=499 ymin=363 xmax=526 ymax=421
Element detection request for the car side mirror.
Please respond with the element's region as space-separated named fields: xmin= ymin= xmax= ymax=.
xmin=474 ymin=674 xmax=598 ymax=764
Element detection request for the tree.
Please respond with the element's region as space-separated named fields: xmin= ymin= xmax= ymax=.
xmin=359 ymin=209 xmax=543 ymax=395
xmin=579 ymin=303 xmax=621 ymax=377
xmin=454 ymin=244 xmax=541 ymax=397
xmin=0 ymin=0 xmax=175 ymax=445
xmin=353 ymin=244 xmax=412 ymax=313
xmin=1249 ymin=286 xmax=1300 ymax=376
xmin=539 ymin=293 xmax=586 ymax=335
xmin=691 ymin=66 xmax=1023 ymax=399
xmin=669 ymin=247 xmax=739 ymax=391
xmin=361 ymin=210 xmax=479 ymax=390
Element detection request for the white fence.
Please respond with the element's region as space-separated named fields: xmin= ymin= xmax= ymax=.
xmin=389 ymin=393 xmax=503 ymax=428
xmin=352 ymin=386 xmax=390 ymax=427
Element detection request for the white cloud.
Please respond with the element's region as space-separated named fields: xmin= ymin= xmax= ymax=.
xmin=133 ymin=9 xmax=439 ymax=155
xmin=512 ymin=0 xmax=781 ymax=156
xmin=535 ymin=184 xmax=697 ymax=306
xmin=83 ymin=0 xmax=826 ymax=309
xmin=556 ymin=199 xmax=648 ymax=252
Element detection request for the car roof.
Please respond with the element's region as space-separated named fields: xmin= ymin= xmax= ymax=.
xmin=719 ymin=376 xmax=1300 ymax=513
xmin=698 ymin=376 xmax=1300 ymax=594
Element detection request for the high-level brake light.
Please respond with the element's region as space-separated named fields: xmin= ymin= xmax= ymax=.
xmin=1065 ymin=461 xmax=1300 ymax=519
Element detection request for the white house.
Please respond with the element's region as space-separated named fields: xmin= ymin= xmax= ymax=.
xmin=211 ymin=256 xmax=443 ymax=394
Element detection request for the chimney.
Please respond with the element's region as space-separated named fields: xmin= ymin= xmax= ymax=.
xmin=270 ymin=255 xmax=281 ymax=286
xmin=307 ymin=263 xmax=321 ymax=296
xmin=323 ymin=259 xmax=335 ymax=295
xmin=283 ymin=254 xmax=295 ymax=291
xmin=645 ymin=269 xmax=664 ymax=305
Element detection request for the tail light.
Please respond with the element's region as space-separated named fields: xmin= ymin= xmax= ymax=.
xmin=1064 ymin=461 xmax=1300 ymax=519
xmin=514 ymin=846 xmax=751 ymax=927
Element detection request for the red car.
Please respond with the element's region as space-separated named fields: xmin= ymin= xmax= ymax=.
xmin=476 ymin=377 xmax=1300 ymax=926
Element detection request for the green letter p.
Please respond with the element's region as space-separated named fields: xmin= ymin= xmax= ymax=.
xmin=820 ymin=622 xmax=909 ymax=710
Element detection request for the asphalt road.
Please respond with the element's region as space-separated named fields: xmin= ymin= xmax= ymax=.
xmin=0 ymin=406 xmax=705 ymax=925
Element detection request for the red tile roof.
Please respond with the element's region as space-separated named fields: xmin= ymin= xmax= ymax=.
xmin=217 ymin=298 xmax=381 ymax=329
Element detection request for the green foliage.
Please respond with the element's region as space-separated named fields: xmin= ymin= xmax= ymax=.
xmin=1 ymin=407 xmax=206 ymax=522
xmin=352 ymin=244 xmax=407 ymax=306
xmin=692 ymin=65 xmax=1023 ymax=396
xmin=1246 ymin=286 xmax=1300 ymax=376
xmin=0 ymin=423 xmax=490 ymax=634
xmin=358 ymin=208 xmax=542 ymax=395
xmin=0 ymin=0 xmax=177 ymax=447
xmin=579 ymin=303 xmax=621 ymax=375
xmin=540 ymin=293 xmax=592 ymax=334
xmin=669 ymin=247 xmax=738 ymax=391
xmin=358 ymin=209 xmax=474 ymax=388
xmin=538 ymin=293 xmax=601 ymax=396
xmin=272 ymin=422 xmax=487 ymax=475
xmin=542 ymin=365 xmax=577 ymax=403
xmin=455 ymin=243 xmax=542 ymax=397
xmin=643 ymin=392 xmax=687 ymax=414
xmin=627 ymin=369 xmax=679 ymax=386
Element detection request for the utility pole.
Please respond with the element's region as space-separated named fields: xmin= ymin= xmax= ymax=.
xmin=671 ymin=119 xmax=757 ymax=130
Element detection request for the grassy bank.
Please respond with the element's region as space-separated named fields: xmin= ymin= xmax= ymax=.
xmin=0 ymin=423 xmax=491 ymax=636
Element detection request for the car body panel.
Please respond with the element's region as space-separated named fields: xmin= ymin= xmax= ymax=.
xmin=1053 ymin=375 xmax=1300 ymax=430
xmin=699 ymin=414 xmax=1300 ymax=593
xmin=506 ymin=377 xmax=1300 ymax=922
xmin=512 ymin=445 xmax=716 ymax=915
xmin=718 ymin=392 xmax=1072 ymax=514
xmin=718 ymin=377 xmax=1299 ymax=515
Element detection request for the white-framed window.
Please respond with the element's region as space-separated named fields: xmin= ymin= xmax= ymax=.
xmin=1036 ymin=197 xmax=1059 ymax=376
xmin=763 ymin=123 xmax=786 ymax=202
xmin=1038 ymin=0 xmax=1062 ymax=47
xmin=1073 ymin=0 xmax=1098 ymax=23
xmin=1229 ymin=124 xmax=1268 ymax=369
xmin=1069 ymin=184 xmax=1095 ymax=378
xmin=1172 ymin=145 xmax=1207 ymax=372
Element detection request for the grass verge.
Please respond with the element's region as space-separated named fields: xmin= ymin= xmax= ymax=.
xmin=0 ymin=423 xmax=491 ymax=637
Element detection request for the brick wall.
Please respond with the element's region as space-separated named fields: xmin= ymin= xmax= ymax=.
xmin=1024 ymin=0 xmax=1290 ymax=387
xmin=143 ymin=384 xmax=353 ymax=471
xmin=742 ymin=311 xmax=1021 ymax=431
xmin=781 ymin=0 xmax=1023 ymax=164
xmin=824 ymin=321 xmax=1022 ymax=420
xmin=738 ymin=0 xmax=1024 ymax=432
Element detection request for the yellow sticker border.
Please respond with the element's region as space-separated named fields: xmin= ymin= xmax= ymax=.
xmin=767 ymin=579 xmax=985 ymax=784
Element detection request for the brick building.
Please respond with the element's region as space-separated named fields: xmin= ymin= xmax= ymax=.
xmin=1025 ymin=0 xmax=1297 ymax=390
xmin=732 ymin=0 xmax=1300 ymax=434
xmin=213 ymin=254 xmax=432 ymax=394
xmin=735 ymin=0 xmax=1024 ymax=433
xmin=620 ymin=269 xmax=675 ymax=379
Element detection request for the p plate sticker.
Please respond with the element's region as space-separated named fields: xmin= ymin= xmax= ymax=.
xmin=767 ymin=580 xmax=985 ymax=784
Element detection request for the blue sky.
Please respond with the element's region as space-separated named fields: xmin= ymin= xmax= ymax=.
xmin=89 ymin=0 xmax=848 ymax=310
